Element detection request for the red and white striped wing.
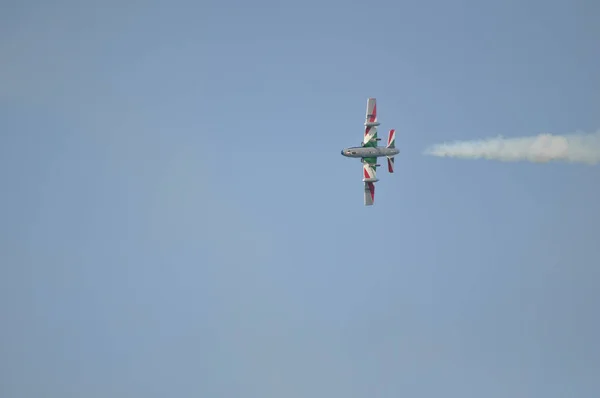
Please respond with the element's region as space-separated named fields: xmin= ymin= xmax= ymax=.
xmin=363 ymin=163 xmax=376 ymax=180
xmin=363 ymin=97 xmax=378 ymax=145
xmin=362 ymin=163 xmax=376 ymax=206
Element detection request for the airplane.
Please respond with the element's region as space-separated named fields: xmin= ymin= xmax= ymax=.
xmin=341 ymin=97 xmax=399 ymax=206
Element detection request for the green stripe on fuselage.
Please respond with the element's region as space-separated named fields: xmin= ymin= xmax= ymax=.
xmin=363 ymin=129 xmax=378 ymax=168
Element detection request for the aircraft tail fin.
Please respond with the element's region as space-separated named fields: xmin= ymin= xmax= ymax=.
xmin=387 ymin=156 xmax=395 ymax=173
xmin=386 ymin=129 xmax=396 ymax=148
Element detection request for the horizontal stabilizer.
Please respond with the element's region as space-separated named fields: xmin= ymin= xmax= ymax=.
xmin=387 ymin=156 xmax=395 ymax=173
xmin=387 ymin=129 xmax=396 ymax=148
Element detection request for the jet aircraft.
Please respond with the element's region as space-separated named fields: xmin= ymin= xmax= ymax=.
xmin=341 ymin=98 xmax=399 ymax=206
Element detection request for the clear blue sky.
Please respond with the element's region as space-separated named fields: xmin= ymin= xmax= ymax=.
xmin=2 ymin=0 xmax=599 ymax=396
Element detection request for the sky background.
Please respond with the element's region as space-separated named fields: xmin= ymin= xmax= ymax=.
xmin=1 ymin=0 xmax=599 ymax=397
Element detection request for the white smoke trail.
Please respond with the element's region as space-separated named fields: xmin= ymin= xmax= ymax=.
xmin=424 ymin=130 xmax=600 ymax=165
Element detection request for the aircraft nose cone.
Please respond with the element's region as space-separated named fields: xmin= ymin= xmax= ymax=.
xmin=341 ymin=150 xmax=344 ymax=155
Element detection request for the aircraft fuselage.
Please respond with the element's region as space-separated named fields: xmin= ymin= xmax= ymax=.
xmin=341 ymin=146 xmax=399 ymax=158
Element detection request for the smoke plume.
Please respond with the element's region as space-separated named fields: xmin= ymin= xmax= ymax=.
xmin=423 ymin=131 xmax=600 ymax=165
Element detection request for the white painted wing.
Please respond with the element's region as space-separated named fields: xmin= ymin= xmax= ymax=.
xmin=363 ymin=97 xmax=379 ymax=145
xmin=362 ymin=163 xmax=377 ymax=206
xmin=365 ymin=97 xmax=377 ymax=124
xmin=364 ymin=182 xmax=375 ymax=206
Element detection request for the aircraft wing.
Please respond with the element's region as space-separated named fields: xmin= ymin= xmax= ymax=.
xmin=364 ymin=181 xmax=375 ymax=206
xmin=363 ymin=97 xmax=380 ymax=146
xmin=362 ymin=160 xmax=378 ymax=206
